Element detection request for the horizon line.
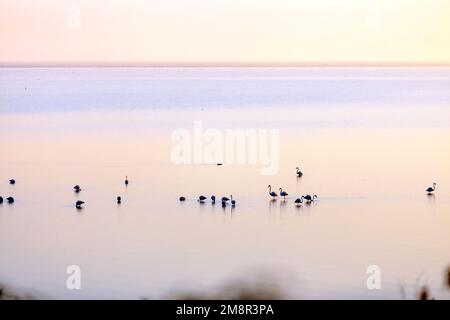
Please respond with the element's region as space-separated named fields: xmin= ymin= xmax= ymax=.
xmin=1 ymin=62 xmax=450 ymax=68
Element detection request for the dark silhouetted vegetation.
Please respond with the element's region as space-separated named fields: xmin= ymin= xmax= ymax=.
xmin=446 ymin=266 xmax=450 ymax=289
xmin=0 ymin=283 xmax=35 ymax=300
xmin=167 ymin=273 xmax=287 ymax=300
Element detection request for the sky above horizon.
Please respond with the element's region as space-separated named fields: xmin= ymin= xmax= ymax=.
xmin=1 ymin=0 xmax=450 ymax=65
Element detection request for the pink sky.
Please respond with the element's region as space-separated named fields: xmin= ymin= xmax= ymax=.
xmin=1 ymin=0 xmax=449 ymax=65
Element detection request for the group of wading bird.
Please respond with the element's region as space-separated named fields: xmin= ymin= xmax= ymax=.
xmin=267 ymin=167 xmax=317 ymax=206
xmin=0 ymin=169 xmax=438 ymax=210
xmin=72 ymin=176 xmax=129 ymax=209
xmin=0 ymin=179 xmax=16 ymax=204
xmin=180 ymin=166 xmax=318 ymax=207
xmin=267 ymin=167 xmax=317 ymax=205
xmin=0 ymin=176 xmax=128 ymax=210
xmin=178 ymin=166 xmax=439 ymax=209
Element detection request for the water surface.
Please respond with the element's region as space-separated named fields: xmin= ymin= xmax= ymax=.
xmin=0 ymin=67 xmax=449 ymax=299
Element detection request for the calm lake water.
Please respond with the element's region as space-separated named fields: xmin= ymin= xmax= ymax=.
xmin=0 ymin=67 xmax=450 ymax=299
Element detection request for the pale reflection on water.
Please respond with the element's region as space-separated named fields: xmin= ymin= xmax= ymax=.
xmin=1 ymin=106 xmax=449 ymax=300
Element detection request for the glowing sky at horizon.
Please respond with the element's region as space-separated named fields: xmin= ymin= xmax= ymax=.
xmin=1 ymin=0 xmax=449 ymax=65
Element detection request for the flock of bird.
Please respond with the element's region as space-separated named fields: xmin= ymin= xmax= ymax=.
xmin=268 ymin=185 xmax=318 ymax=205
xmin=74 ymin=176 xmax=128 ymax=209
xmin=0 ymin=169 xmax=438 ymax=210
xmin=266 ymin=166 xmax=318 ymax=206
xmin=1 ymin=175 xmax=129 ymax=210
xmin=177 ymin=166 xmax=316 ymax=209
xmin=176 ymin=165 xmax=438 ymax=210
xmin=0 ymin=179 xmax=16 ymax=204
xmin=179 ymin=194 xmax=236 ymax=207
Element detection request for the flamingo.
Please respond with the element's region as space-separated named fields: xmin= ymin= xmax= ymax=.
xmin=117 ymin=196 xmax=122 ymax=204
xmin=179 ymin=196 xmax=186 ymax=201
xmin=268 ymin=185 xmax=278 ymax=199
xmin=231 ymin=195 xmax=236 ymax=206
xmin=6 ymin=197 xmax=14 ymax=204
xmin=75 ymin=200 xmax=84 ymax=209
xmin=303 ymin=194 xmax=318 ymax=202
xmin=279 ymin=188 xmax=288 ymax=200
xmin=211 ymin=195 xmax=216 ymax=203
xmin=426 ymin=183 xmax=436 ymax=194
xmin=296 ymin=167 xmax=303 ymax=177
xmin=9 ymin=179 xmax=16 ymax=185
xmin=74 ymin=185 xmax=81 ymax=192
xmin=198 ymin=195 xmax=207 ymax=202
xmin=294 ymin=197 xmax=303 ymax=205
xmin=125 ymin=176 xmax=129 ymax=185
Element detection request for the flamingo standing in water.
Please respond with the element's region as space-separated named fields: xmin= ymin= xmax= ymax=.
xmin=296 ymin=167 xmax=303 ymax=177
xmin=294 ymin=197 xmax=303 ymax=205
xmin=426 ymin=183 xmax=436 ymax=194
xmin=268 ymin=185 xmax=278 ymax=199
xmin=279 ymin=188 xmax=288 ymax=200
xmin=198 ymin=195 xmax=207 ymax=203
